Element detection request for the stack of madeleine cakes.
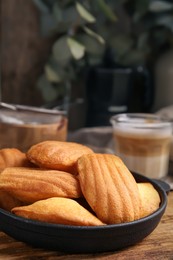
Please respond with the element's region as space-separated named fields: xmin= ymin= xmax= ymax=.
xmin=0 ymin=140 xmax=161 ymax=226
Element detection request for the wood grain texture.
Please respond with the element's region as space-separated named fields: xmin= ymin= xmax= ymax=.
xmin=0 ymin=192 xmax=172 ymax=259
xmin=1 ymin=0 xmax=54 ymax=106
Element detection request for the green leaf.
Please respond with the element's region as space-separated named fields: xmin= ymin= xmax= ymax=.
xmin=45 ymin=65 xmax=62 ymax=83
xmin=53 ymin=3 xmax=82 ymax=32
xmin=53 ymin=36 xmax=72 ymax=63
xmin=62 ymin=5 xmax=81 ymax=25
xmin=149 ymin=0 xmax=173 ymax=12
xmin=67 ymin=37 xmax=86 ymax=60
xmin=96 ymin=0 xmax=118 ymax=22
xmin=76 ymin=2 xmax=96 ymax=23
xmin=37 ymin=75 xmax=58 ymax=102
xmin=83 ymin=26 xmax=105 ymax=44
xmin=77 ymin=34 xmax=105 ymax=56
xmin=40 ymin=13 xmax=58 ymax=36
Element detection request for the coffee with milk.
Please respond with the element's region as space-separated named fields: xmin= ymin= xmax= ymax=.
xmin=110 ymin=114 xmax=172 ymax=179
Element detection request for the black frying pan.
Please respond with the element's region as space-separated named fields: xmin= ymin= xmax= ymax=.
xmin=0 ymin=172 xmax=170 ymax=253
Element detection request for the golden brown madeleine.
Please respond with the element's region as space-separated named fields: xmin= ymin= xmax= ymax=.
xmin=0 ymin=190 xmax=24 ymax=211
xmin=0 ymin=167 xmax=82 ymax=203
xmin=138 ymin=183 xmax=161 ymax=218
xmin=12 ymin=197 xmax=105 ymax=226
xmin=26 ymin=141 xmax=94 ymax=174
xmin=77 ymin=153 xmax=141 ymax=224
xmin=0 ymin=148 xmax=32 ymax=170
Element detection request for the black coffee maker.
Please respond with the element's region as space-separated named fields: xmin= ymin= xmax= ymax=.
xmin=86 ymin=64 xmax=153 ymax=127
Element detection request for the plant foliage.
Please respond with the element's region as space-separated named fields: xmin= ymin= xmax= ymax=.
xmin=33 ymin=0 xmax=173 ymax=102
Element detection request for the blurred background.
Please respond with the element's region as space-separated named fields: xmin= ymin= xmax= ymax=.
xmin=1 ymin=0 xmax=173 ymax=131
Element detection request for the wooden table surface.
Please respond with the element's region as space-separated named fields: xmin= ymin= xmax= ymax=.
xmin=0 ymin=191 xmax=172 ymax=260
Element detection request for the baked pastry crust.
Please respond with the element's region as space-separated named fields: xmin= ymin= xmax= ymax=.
xmin=0 ymin=148 xmax=31 ymax=170
xmin=26 ymin=141 xmax=94 ymax=174
xmin=0 ymin=190 xmax=24 ymax=211
xmin=77 ymin=153 xmax=141 ymax=224
xmin=0 ymin=141 xmax=161 ymax=225
xmin=12 ymin=197 xmax=105 ymax=226
xmin=0 ymin=167 xmax=82 ymax=203
xmin=138 ymin=182 xmax=161 ymax=218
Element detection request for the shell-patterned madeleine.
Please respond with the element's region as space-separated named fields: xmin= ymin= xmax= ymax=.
xmin=138 ymin=182 xmax=160 ymax=218
xmin=77 ymin=153 xmax=141 ymax=224
xmin=12 ymin=197 xmax=105 ymax=226
xmin=0 ymin=167 xmax=82 ymax=203
xmin=0 ymin=190 xmax=24 ymax=211
xmin=26 ymin=141 xmax=94 ymax=174
xmin=0 ymin=148 xmax=32 ymax=171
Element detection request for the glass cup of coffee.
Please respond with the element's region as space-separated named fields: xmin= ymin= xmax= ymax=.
xmin=110 ymin=113 xmax=173 ymax=179
xmin=0 ymin=107 xmax=68 ymax=152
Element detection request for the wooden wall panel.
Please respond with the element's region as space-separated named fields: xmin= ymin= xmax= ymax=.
xmin=1 ymin=0 xmax=53 ymax=106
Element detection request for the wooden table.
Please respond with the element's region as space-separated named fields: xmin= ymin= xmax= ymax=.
xmin=0 ymin=191 xmax=172 ymax=259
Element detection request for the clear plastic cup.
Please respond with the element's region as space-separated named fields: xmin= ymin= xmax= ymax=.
xmin=110 ymin=113 xmax=173 ymax=179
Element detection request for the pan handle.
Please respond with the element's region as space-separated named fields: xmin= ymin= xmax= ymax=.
xmin=152 ymin=179 xmax=171 ymax=194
